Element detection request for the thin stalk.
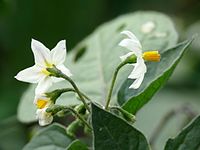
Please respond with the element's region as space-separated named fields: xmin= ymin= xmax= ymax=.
xmin=59 ymin=74 xmax=91 ymax=113
xmin=66 ymin=107 xmax=92 ymax=130
xmin=57 ymin=88 xmax=92 ymax=102
xmin=105 ymin=62 xmax=127 ymax=110
xmin=47 ymin=105 xmax=92 ymax=130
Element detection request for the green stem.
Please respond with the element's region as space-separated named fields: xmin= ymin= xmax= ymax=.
xmin=59 ymin=74 xmax=91 ymax=112
xmin=49 ymin=88 xmax=92 ymax=102
xmin=47 ymin=66 xmax=91 ymax=113
xmin=47 ymin=105 xmax=92 ymax=130
xmin=67 ymin=107 xmax=92 ymax=130
xmin=105 ymin=61 xmax=127 ymax=110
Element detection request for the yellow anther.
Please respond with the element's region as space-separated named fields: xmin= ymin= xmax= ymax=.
xmin=37 ymin=99 xmax=48 ymax=109
xmin=143 ymin=51 xmax=160 ymax=62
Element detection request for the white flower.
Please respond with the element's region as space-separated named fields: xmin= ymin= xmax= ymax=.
xmin=35 ymin=94 xmax=53 ymax=126
xmin=15 ymin=39 xmax=72 ymax=94
xmin=119 ymin=30 xmax=147 ymax=89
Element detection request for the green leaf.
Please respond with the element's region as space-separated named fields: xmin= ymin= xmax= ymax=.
xmin=18 ymin=11 xmax=178 ymax=123
xmin=66 ymin=140 xmax=88 ymax=150
xmin=118 ymin=39 xmax=193 ymax=114
xmin=23 ymin=123 xmax=72 ymax=150
xmin=164 ymin=115 xmax=200 ymax=150
xmin=0 ymin=116 xmax=27 ymax=150
xmin=91 ymin=103 xmax=149 ymax=150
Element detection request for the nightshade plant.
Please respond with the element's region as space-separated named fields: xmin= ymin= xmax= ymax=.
xmin=15 ymin=11 xmax=200 ymax=150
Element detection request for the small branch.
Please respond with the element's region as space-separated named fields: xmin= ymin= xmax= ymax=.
xmin=66 ymin=107 xmax=92 ymax=130
xmin=47 ymin=105 xmax=92 ymax=130
xmin=48 ymin=88 xmax=92 ymax=102
xmin=47 ymin=66 xmax=91 ymax=113
xmin=60 ymin=74 xmax=91 ymax=113
xmin=105 ymin=62 xmax=127 ymax=110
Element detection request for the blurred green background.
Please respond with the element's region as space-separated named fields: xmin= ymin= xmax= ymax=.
xmin=0 ymin=0 xmax=200 ymax=149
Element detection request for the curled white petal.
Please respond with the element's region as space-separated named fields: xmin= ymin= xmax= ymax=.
xmin=128 ymin=58 xmax=147 ymax=79
xmin=31 ymin=39 xmax=51 ymax=67
xmin=120 ymin=52 xmax=134 ymax=61
xmin=35 ymin=76 xmax=52 ymax=94
xmin=36 ymin=108 xmax=53 ymax=126
xmin=129 ymin=74 xmax=145 ymax=89
xmin=57 ymin=64 xmax=72 ymax=77
xmin=15 ymin=65 xmax=44 ymax=83
xmin=121 ymin=31 xmax=141 ymax=44
xmin=51 ymin=40 xmax=66 ymax=65
xmin=51 ymin=77 xmax=64 ymax=83
xmin=128 ymin=58 xmax=147 ymax=89
xmin=119 ymin=39 xmax=142 ymax=56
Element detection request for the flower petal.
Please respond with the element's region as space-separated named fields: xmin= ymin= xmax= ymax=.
xmin=36 ymin=108 xmax=53 ymax=126
xmin=51 ymin=76 xmax=64 ymax=83
xmin=31 ymin=39 xmax=51 ymax=67
xmin=119 ymin=39 xmax=142 ymax=56
xmin=128 ymin=58 xmax=146 ymax=79
xmin=120 ymin=52 xmax=134 ymax=61
xmin=129 ymin=74 xmax=145 ymax=89
xmin=121 ymin=30 xmax=142 ymax=42
xmin=35 ymin=76 xmax=52 ymax=94
xmin=15 ymin=65 xmax=43 ymax=83
xmin=51 ymin=40 xmax=66 ymax=65
xmin=57 ymin=64 xmax=72 ymax=77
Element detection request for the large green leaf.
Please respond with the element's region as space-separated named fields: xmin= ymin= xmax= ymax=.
xmin=91 ymin=103 xmax=149 ymax=150
xmin=18 ymin=11 xmax=178 ymax=123
xmin=66 ymin=140 xmax=88 ymax=150
xmin=118 ymin=39 xmax=193 ymax=114
xmin=0 ymin=116 xmax=27 ymax=150
xmin=164 ymin=115 xmax=200 ymax=150
xmin=23 ymin=123 xmax=72 ymax=150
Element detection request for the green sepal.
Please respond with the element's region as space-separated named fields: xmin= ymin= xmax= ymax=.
xmin=46 ymin=65 xmax=62 ymax=78
xmin=66 ymin=119 xmax=82 ymax=138
xmin=74 ymin=104 xmax=86 ymax=115
xmin=45 ymin=88 xmax=75 ymax=103
xmin=46 ymin=105 xmax=65 ymax=115
xmin=124 ymin=54 xmax=137 ymax=64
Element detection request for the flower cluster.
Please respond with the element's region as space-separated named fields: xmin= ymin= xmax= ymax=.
xmin=15 ymin=39 xmax=72 ymax=126
xmin=15 ymin=31 xmax=160 ymax=126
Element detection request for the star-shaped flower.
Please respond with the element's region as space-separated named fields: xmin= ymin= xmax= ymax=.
xmin=15 ymin=39 xmax=72 ymax=94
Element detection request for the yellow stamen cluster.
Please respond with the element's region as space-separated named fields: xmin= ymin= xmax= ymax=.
xmin=37 ymin=99 xmax=48 ymax=109
xmin=142 ymin=51 xmax=160 ymax=62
